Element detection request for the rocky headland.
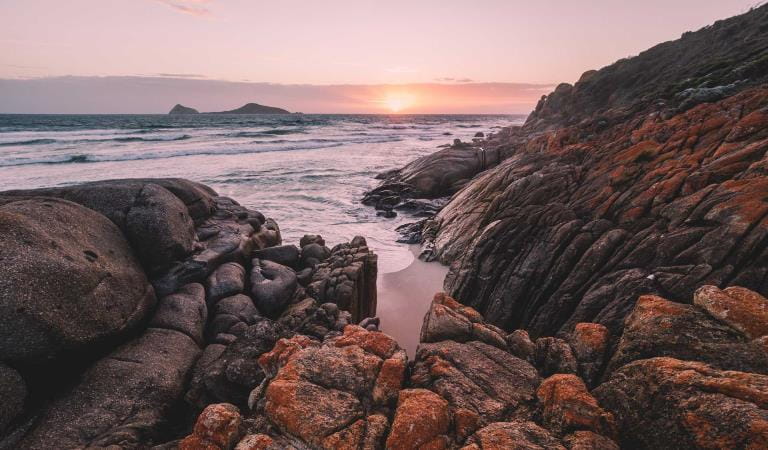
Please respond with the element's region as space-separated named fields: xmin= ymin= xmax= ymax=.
xmin=168 ymin=103 xmax=291 ymax=115
xmin=2 ymin=4 xmax=768 ymax=450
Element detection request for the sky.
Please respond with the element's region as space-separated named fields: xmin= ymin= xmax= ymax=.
xmin=0 ymin=0 xmax=762 ymax=113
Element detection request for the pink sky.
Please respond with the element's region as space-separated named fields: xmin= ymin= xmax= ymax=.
xmin=0 ymin=0 xmax=761 ymax=113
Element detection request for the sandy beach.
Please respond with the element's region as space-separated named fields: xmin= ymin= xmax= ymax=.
xmin=377 ymin=244 xmax=449 ymax=357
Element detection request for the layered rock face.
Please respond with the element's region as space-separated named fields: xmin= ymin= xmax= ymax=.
xmin=368 ymin=5 xmax=768 ymax=339
xmin=0 ymin=179 xmax=378 ymax=448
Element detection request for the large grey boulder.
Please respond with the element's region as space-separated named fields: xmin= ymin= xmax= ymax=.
xmin=0 ymin=197 xmax=155 ymax=364
xmin=0 ymin=178 xmax=217 ymax=272
xmin=250 ymin=259 xmax=297 ymax=317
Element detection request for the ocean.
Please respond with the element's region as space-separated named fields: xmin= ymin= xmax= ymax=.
xmin=0 ymin=113 xmax=525 ymax=272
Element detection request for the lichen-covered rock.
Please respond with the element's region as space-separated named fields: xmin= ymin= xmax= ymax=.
xmin=255 ymin=327 xmax=405 ymax=448
xmin=567 ymin=323 xmax=610 ymax=386
xmin=605 ymin=294 xmax=768 ymax=377
xmin=411 ymin=340 xmax=541 ymax=429
xmin=307 ymin=236 xmax=377 ymax=322
xmin=594 ymin=357 xmax=768 ymax=449
xmin=461 ymin=421 xmax=566 ymax=450
xmin=420 ymin=292 xmax=507 ymax=349
xmin=694 ymin=285 xmax=768 ymax=339
xmin=0 ymin=197 xmax=155 ymax=364
xmin=180 ymin=403 xmax=242 ymax=450
xmin=385 ymin=389 xmax=450 ymax=449
xmin=507 ymin=329 xmax=536 ymax=362
xmin=562 ymin=431 xmax=619 ymax=450
xmin=536 ymin=374 xmax=616 ymax=438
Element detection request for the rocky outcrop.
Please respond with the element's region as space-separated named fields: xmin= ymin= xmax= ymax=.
xmin=0 ymin=197 xmax=155 ymax=364
xmin=307 ymin=236 xmax=377 ymax=323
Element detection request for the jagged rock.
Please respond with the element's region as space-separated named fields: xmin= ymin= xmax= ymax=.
xmin=307 ymin=236 xmax=377 ymax=322
xmin=256 ymin=326 xmax=404 ymax=448
xmin=461 ymin=421 xmax=565 ymax=450
xmin=506 ymin=329 xmax=536 ymax=362
xmin=150 ymin=282 xmax=208 ymax=346
xmin=253 ymin=245 xmax=300 ymax=269
xmin=18 ymin=328 xmax=201 ymax=448
xmin=186 ymin=319 xmax=288 ymax=411
xmin=420 ymin=292 xmax=507 ymax=349
xmin=594 ymin=357 xmax=768 ymax=449
xmin=276 ymin=299 xmax=351 ymax=340
xmin=179 ymin=403 xmax=242 ymax=450
xmin=605 ymin=294 xmax=768 ymax=377
xmin=250 ymin=259 xmax=297 ymax=318
xmin=536 ymin=374 xmax=616 ymax=438
xmin=693 ymin=285 xmax=768 ymax=339
xmin=567 ymin=323 xmax=610 ymax=386
xmin=0 ymin=363 xmax=26 ymax=432
xmin=206 ymin=263 xmax=247 ymax=305
xmin=0 ymin=197 xmax=155 ymax=364
xmin=411 ymin=340 xmax=541 ymax=431
xmin=385 ymin=389 xmax=450 ymax=449
xmin=534 ymin=337 xmax=578 ymax=377
xmin=251 ymin=218 xmax=281 ymax=250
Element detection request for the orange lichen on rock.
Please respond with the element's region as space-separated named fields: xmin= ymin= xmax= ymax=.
xmin=694 ymin=285 xmax=768 ymax=339
xmin=536 ymin=374 xmax=617 ymax=438
xmin=385 ymin=388 xmax=450 ymax=449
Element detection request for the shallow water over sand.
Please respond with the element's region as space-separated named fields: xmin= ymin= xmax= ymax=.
xmin=378 ymin=245 xmax=449 ymax=357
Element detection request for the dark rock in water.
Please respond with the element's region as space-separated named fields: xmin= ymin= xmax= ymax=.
xmin=0 ymin=364 xmax=26 ymax=432
xmin=395 ymin=220 xmax=424 ymax=244
xmin=253 ymin=245 xmax=300 ymax=269
xmin=150 ymin=283 xmax=208 ymax=346
xmin=168 ymin=104 xmax=199 ymax=115
xmin=18 ymin=327 xmax=200 ymax=449
xmin=307 ymin=236 xmax=377 ymax=323
xmin=207 ymin=103 xmax=290 ymax=115
xmin=376 ymin=209 xmax=397 ymax=218
xmin=594 ymin=357 xmax=768 ymax=449
xmin=0 ymin=197 xmax=155 ymax=364
xmin=186 ymin=319 xmax=288 ymax=411
xmin=474 ymin=131 xmax=485 ymax=138
xmin=250 ymin=259 xmax=297 ymax=318
xmin=205 ymin=262 xmax=246 ymax=305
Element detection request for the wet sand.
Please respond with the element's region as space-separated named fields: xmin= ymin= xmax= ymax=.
xmin=377 ymin=245 xmax=449 ymax=358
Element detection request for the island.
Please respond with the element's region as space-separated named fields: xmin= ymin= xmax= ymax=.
xmin=167 ymin=102 xmax=290 ymax=115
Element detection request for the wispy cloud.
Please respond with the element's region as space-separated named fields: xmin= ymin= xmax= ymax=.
xmin=153 ymin=0 xmax=213 ymax=17
xmin=154 ymin=73 xmax=207 ymax=78
xmin=434 ymin=77 xmax=475 ymax=83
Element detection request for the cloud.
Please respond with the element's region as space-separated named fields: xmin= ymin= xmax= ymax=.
xmin=154 ymin=73 xmax=207 ymax=78
xmin=153 ymin=0 xmax=212 ymax=17
xmin=434 ymin=77 xmax=475 ymax=83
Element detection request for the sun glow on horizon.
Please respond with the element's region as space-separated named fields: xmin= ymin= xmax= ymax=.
xmin=380 ymin=91 xmax=417 ymax=113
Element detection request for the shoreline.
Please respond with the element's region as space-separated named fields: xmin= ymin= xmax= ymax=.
xmin=377 ymin=244 xmax=449 ymax=357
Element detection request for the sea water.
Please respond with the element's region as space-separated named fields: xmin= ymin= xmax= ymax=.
xmin=0 ymin=113 xmax=525 ymax=273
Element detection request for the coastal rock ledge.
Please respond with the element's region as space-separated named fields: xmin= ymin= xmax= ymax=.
xmin=0 ymin=178 xmax=767 ymax=449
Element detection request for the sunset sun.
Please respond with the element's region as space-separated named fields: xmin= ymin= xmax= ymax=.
xmin=382 ymin=92 xmax=415 ymax=113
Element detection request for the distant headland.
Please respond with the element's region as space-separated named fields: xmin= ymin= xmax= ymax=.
xmin=168 ymin=102 xmax=291 ymax=115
